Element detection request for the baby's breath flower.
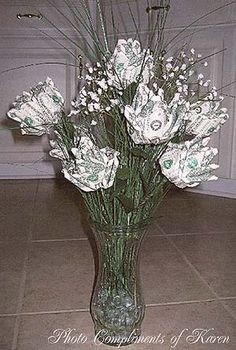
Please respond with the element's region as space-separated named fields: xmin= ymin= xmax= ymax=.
xmin=85 ymin=74 xmax=92 ymax=81
xmin=107 ymin=79 xmax=114 ymax=86
xmin=189 ymin=70 xmax=194 ymax=77
xmin=94 ymin=103 xmax=100 ymax=110
xmin=97 ymin=79 xmax=108 ymax=90
xmin=166 ymin=63 xmax=172 ymax=71
xmin=203 ymin=80 xmax=211 ymax=87
xmin=88 ymin=104 xmax=94 ymax=112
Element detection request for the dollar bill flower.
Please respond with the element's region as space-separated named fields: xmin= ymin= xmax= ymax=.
xmin=160 ymin=137 xmax=219 ymax=188
xmin=124 ymin=84 xmax=189 ymax=145
xmin=7 ymin=77 xmax=64 ymax=136
xmin=58 ymin=136 xmax=119 ymax=192
xmin=108 ymin=38 xmax=153 ymax=88
xmin=186 ymin=100 xmax=229 ymax=136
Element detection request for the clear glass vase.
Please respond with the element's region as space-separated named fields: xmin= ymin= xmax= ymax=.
xmin=90 ymin=221 xmax=148 ymax=347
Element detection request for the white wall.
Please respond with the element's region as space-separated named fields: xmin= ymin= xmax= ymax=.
xmin=0 ymin=0 xmax=235 ymax=197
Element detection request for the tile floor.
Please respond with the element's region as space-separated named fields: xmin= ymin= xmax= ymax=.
xmin=0 ymin=179 xmax=235 ymax=350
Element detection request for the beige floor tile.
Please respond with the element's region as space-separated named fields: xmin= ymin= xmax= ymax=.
xmin=141 ymin=236 xmax=213 ymax=304
xmin=0 ymin=181 xmax=37 ymax=241
xmin=146 ymin=222 xmax=164 ymax=236
xmin=0 ymin=316 xmax=16 ymax=350
xmin=157 ymin=191 xmax=236 ymax=235
xmin=22 ymin=241 xmax=95 ymax=312
xmin=171 ymin=234 xmax=236 ymax=298
xmin=223 ymin=299 xmax=236 ymax=318
xmin=141 ymin=301 xmax=236 ymax=350
xmin=0 ymin=179 xmax=38 ymax=195
xmin=0 ymin=242 xmax=27 ymax=314
xmin=157 ymin=206 xmax=236 ymax=234
xmin=16 ymin=301 xmax=236 ymax=350
xmin=32 ymin=179 xmax=90 ymax=240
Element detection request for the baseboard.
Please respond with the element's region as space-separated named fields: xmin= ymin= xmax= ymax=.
xmin=0 ymin=161 xmax=59 ymax=179
xmin=186 ymin=178 xmax=236 ymax=199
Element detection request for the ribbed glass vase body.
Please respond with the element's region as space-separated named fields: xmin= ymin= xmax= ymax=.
xmin=90 ymin=223 xmax=147 ymax=347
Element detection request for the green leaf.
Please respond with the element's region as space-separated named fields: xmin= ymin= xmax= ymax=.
xmin=122 ymin=82 xmax=139 ymax=104
xmin=131 ymin=147 xmax=149 ymax=159
xmin=116 ymin=194 xmax=134 ymax=213
xmin=139 ymin=171 xmax=149 ymax=195
xmin=108 ymin=179 xmax=127 ymax=202
xmin=116 ymin=166 xmax=130 ymax=180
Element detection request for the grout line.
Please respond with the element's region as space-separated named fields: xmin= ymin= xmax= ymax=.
xmin=31 ymin=237 xmax=89 ymax=243
xmin=156 ymin=223 xmax=236 ymax=321
xmin=1 ymin=230 xmax=234 ymax=245
xmin=11 ymin=180 xmax=39 ymax=350
xmin=219 ymin=296 xmax=236 ymax=300
xmin=146 ymin=298 xmax=217 ymax=307
xmin=11 ymin=244 xmax=29 ymax=350
xmin=27 ymin=180 xmax=39 ymax=242
xmin=1 ymin=308 xmax=90 ymax=317
xmin=1 ymin=230 xmax=235 ymax=245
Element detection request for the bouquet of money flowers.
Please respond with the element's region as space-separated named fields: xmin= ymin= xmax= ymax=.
xmin=7 ymin=41 xmax=229 ymax=226
xmin=6 ymin=0 xmax=230 ymax=346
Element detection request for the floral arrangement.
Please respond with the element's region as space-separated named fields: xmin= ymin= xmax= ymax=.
xmin=4 ymin=1 xmax=233 ymax=345
xmin=7 ymin=1 xmax=229 ymax=229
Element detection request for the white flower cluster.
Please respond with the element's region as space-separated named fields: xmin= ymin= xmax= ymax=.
xmin=71 ymin=61 xmax=122 ymax=119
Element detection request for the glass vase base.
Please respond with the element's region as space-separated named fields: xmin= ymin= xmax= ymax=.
xmin=95 ymin=327 xmax=141 ymax=347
